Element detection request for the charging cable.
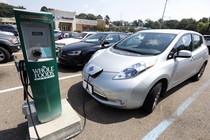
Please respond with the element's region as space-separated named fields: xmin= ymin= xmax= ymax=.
xmin=81 ymin=75 xmax=90 ymax=131
xmin=19 ymin=60 xmax=41 ymax=140
xmin=71 ymin=75 xmax=90 ymax=139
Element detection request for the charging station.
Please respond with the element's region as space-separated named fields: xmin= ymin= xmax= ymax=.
xmin=14 ymin=9 xmax=61 ymax=123
xmin=14 ymin=9 xmax=81 ymax=139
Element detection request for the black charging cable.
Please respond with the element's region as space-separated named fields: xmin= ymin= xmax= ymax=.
xmin=19 ymin=60 xmax=41 ymax=140
xmin=70 ymin=75 xmax=90 ymax=139
xmin=81 ymin=75 xmax=90 ymax=131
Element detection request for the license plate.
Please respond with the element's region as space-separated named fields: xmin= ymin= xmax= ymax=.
xmin=83 ymin=80 xmax=93 ymax=94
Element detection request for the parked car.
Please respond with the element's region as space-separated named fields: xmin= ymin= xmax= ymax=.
xmin=204 ymin=35 xmax=210 ymax=53
xmin=0 ymin=32 xmax=20 ymax=63
xmin=82 ymin=29 xmax=209 ymax=113
xmin=0 ymin=24 xmax=18 ymax=36
xmin=54 ymin=31 xmax=77 ymax=41
xmin=58 ymin=32 xmax=129 ymax=66
xmin=0 ymin=30 xmax=14 ymax=36
xmin=55 ymin=32 xmax=96 ymax=52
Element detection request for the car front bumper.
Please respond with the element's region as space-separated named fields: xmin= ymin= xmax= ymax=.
xmin=58 ymin=53 xmax=83 ymax=66
xmin=82 ymin=71 xmax=149 ymax=109
xmin=10 ymin=43 xmax=21 ymax=53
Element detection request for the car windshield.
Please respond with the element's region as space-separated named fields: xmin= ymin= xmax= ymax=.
xmin=82 ymin=33 xmax=107 ymax=43
xmin=114 ymin=32 xmax=176 ymax=55
xmin=74 ymin=32 xmax=87 ymax=39
xmin=54 ymin=32 xmax=62 ymax=38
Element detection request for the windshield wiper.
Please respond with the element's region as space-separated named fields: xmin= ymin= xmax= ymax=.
xmin=116 ymin=47 xmax=142 ymax=54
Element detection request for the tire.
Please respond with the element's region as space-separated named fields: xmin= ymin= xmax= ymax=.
xmin=0 ymin=47 xmax=11 ymax=63
xmin=142 ymin=82 xmax=162 ymax=113
xmin=191 ymin=63 xmax=206 ymax=81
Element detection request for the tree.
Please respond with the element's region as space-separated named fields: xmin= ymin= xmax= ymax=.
xmin=96 ymin=14 xmax=103 ymax=19
xmin=95 ymin=24 xmax=105 ymax=31
xmin=40 ymin=6 xmax=48 ymax=12
xmin=144 ymin=19 xmax=155 ymax=29
xmin=199 ymin=17 xmax=209 ymax=23
xmin=138 ymin=19 xmax=144 ymax=26
xmin=40 ymin=6 xmax=54 ymax=12
xmin=104 ymin=15 xmax=110 ymax=25
xmin=0 ymin=3 xmax=26 ymax=17
xmin=197 ymin=22 xmax=210 ymax=34
xmin=177 ymin=18 xmax=197 ymax=30
xmin=163 ymin=20 xmax=179 ymax=29
xmin=112 ymin=21 xmax=122 ymax=26
xmin=132 ymin=20 xmax=139 ymax=26
xmin=76 ymin=13 xmax=87 ymax=19
xmin=87 ymin=13 xmax=96 ymax=20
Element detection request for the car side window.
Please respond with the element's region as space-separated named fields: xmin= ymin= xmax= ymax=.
xmin=105 ymin=34 xmax=119 ymax=43
xmin=119 ymin=33 xmax=129 ymax=40
xmin=167 ymin=34 xmax=192 ymax=60
xmin=193 ymin=34 xmax=203 ymax=50
xmin=176 ymin=34 xmax=192 ymax=51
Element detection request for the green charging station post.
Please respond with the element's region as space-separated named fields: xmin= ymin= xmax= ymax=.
xmin=14 ymin=9 xmax=62 ymax=123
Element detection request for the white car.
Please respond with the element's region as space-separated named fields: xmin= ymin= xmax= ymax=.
xmin=82 ymin=29 xmax=209 ymax=113
xmin=55 ymin=32 xmax=96 ymax=52
xmin=0 ymin=30 xmax=14 ymax=36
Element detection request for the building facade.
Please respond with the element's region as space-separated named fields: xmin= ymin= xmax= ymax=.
xmin=0 ymin=17 xmax=16 ymax=25
xmin=0 ymin=9 xmax=105 ymax=32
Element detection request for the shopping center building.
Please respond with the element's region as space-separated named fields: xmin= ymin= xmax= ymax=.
xmin=0 ymin=9 xmax=105 ymax=32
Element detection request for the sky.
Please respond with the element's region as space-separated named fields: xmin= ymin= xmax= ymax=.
xmin=1 ymin=0 xmax=210 ymax=22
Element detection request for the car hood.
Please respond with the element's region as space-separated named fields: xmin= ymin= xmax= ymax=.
xmin=87 ymin=48 xmax=158 ymax=73
xmin=61 ymin=41 xmax=100 ymax=51
xmin=55 ymin=38 xmax=81 ymax=44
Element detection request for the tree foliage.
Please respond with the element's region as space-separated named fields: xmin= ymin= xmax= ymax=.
xmin=0 ymin=3 xmax=26 ymax=17
xmin=76 ymin=13 xmax=104 ymax=20
xmin=40 ymin=6 xmax=54 ymax=12
xmin=104 ymin=15 xmax=110 ymax=25
xmin=0 ymin=2 xmax=210 ymax=34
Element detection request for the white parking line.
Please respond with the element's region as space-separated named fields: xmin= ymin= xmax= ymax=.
xmin=142 ymin=79 xmax=210 ymax=140
xmin=13 ymin=52 xmax=22 ymax=55
xmin=0 ymin=74 xmax=82 ymax=94
xmin=0 ymin=63 xmax=15 ymax=67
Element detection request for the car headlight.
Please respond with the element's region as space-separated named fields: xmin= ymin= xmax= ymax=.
xmin=67 ymin=50 xmax=81 ymax=56
xmin=113 ymin=62 xmax=147 ymax=80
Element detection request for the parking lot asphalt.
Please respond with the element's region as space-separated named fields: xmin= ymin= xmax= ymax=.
xmin=0 ymin=51 xmax=210 ymax=140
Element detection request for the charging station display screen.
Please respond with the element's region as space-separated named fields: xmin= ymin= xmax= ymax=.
xmin=21 ymin=22 xmax=54 ymax=62
xmin=32 ymin=32 xmax=43 ymax=36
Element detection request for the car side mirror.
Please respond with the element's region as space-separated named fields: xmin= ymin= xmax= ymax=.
xmin=175 ymin=50 xmax=192 ymax=58
xmin=102 ymin=41 xmax=110 ymax=47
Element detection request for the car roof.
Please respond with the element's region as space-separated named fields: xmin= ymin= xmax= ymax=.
xmin=139 ymin=29 xmax=199 ymax=35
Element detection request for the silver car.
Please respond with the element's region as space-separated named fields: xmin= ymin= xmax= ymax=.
xmin=82 ymin=29 xmax=209 ymax=113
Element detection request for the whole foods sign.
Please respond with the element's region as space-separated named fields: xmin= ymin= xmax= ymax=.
xmin=32 ymin=66 xmax=55 ymax=81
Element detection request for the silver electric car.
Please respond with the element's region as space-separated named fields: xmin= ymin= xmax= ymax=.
xmin=82 ymin=29 xmax=209 ymax=113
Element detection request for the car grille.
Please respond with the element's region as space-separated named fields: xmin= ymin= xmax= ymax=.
xmin=92 ymin=92 xmax=108 ymax=101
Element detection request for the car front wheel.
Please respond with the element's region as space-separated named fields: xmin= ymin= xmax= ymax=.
xmin=142 ymin=82 xmax=162 ymax=113
xmin=0 ymin=47 xmax=11 ymax=63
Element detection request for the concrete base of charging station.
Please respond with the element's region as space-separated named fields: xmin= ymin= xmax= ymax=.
xmin=23 ymin=99 xmax=81 ymax=140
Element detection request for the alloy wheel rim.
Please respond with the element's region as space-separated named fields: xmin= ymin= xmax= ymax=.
xmin=0 ymin=51 xmax=5 ymax=61
xmin=198 ymin=65 xmax=205 ymax=78
xmin=152 ymin=89 xmax=161 ymax=110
